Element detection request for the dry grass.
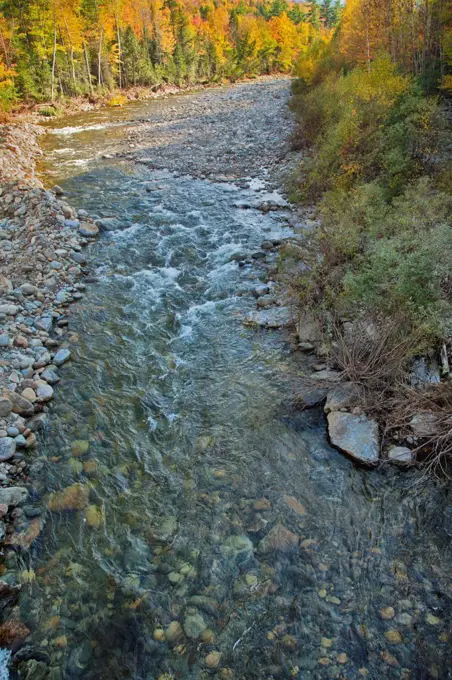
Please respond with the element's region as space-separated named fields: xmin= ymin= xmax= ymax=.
xmin=331 ymin=317 xmax=416 ymax=398
xmin=384 ymin=382 xmax=452 ymax=477
xmin=328 ymin=317 xmax=452 ymax=472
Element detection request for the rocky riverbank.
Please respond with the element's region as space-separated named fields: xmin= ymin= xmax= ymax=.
xmin=0 ymin=123 xmax=100 ymax=557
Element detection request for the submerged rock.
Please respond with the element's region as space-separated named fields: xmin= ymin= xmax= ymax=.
xmin=0 ymin=486 xmax=28 ymax=507
xmin=327 ymin=412 xmax=379 ymax=464
xmin=47 ymin=484 xmax=90 ymax=512
xmin=259 ymin=523 xmax=299 ymax=553
xmin=183 ymin=612 xmax=207 ymax=639
xmin=165 ymin=621 xmax=183 ymax=644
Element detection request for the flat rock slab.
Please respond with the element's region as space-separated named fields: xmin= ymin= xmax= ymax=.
xmin=327 ymin=412 xmax=379 ymax=464
xmin=244 ymin=307 xmax=293 ymax=328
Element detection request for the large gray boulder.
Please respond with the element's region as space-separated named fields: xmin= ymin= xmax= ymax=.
xmin=327 ymin=412 xmax=379 ymax=464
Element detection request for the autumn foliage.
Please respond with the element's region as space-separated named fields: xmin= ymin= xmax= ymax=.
xmin=0 ymin=0 xmax=339 ymax=108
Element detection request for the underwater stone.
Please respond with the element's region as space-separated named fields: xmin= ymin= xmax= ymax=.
xmin=183 ymin=612 xmax=207 ymax=639
xmin=47 ymin=484 xmax=90 ymax=512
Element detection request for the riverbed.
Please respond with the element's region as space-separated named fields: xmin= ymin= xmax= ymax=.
xmin=9 ymin=78 xmax=452 ymax=680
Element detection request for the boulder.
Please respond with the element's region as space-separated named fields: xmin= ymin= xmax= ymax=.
xmin=19 ymin=283 xmax=38 ymax=296
xmin=327 ymin=412 xmax=379 ymax=464
xmin=37 ymin=384 xmax=54 ymax=401
xmin=297 ymin=313 xmax=321 ymax=344
xmin=244 ymin=306 xmax=293 ymax=328
xmin=35 ymin=317 xmax=53 ymax=333
xmin=0 ymin=275 xmax=12 ymax=294
xmin=0 ymin=304 xmax=18 ymax=316
xmin=310 ymin=369 xmax=341 ymax=382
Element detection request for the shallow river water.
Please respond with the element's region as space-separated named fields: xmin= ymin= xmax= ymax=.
xmin=10 ymin=82 xmax=452 ymax=680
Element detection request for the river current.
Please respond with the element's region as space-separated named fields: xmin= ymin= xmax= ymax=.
xmin=8 ymin=82 xmax=452 ymax=680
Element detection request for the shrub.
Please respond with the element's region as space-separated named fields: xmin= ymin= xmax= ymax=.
xmin=0 ymin=61 xmax=17 ymax=112
xmin=286 ymin=53 xmax=452 ymax=347
xmin=107 ymin=93 xmax=128 ymax=107
xmin=37 ymin=105 xmax=60 ymax=117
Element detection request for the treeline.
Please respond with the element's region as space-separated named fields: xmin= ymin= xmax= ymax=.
xmin=0 ymin=0 xmax=340 ymax=110
xmin=286 ymin=0 xmax=452 ymax=339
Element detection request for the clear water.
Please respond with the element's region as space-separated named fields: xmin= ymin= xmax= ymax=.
xmin=9 ymin=91 xmax=452 ymax=680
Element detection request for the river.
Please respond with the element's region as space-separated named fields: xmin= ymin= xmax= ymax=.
xmin=9 ymin=79 xmax=452 ymax=680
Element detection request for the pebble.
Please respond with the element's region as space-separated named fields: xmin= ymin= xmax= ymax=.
xmin=205 ymin=651 xmax=222 ymax=668
xmin=0 ymin=437 xmax=16 ymax=461
xmin=165 ymin=621 xmax=183 ymax=644
xmin=0 ymin=398 xmax=13 ymax=418
xmin=53 ymin=348 xmax=71 ymax=366
xmin=37 ymin=384 xmax=54 ymax=401
xmin=380 ymin=607 xmax=395 ymax=620
xmin=385 ymin=630 xmax=403 ymax=644
xmin=425 ymin=613 xmax=441 ymax=625
xmin=183 ymin=612 xmax=207 ymax=639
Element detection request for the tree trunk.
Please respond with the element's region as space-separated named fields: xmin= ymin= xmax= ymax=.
xmin=98 ymin=30 xmax=103 ymax=87
xmin=83 ymin=42 xmax=94 ymax=95
xmin=116 ymin=17 xmax=122 ymax=89
xmin=51 ymin=18 xmax=57 ymax=101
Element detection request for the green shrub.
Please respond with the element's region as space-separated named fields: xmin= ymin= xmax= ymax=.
xmin=286 ymin=53 xmax=452 ymax=346
xmin=37 ymin=105 xmax=59 ymax=117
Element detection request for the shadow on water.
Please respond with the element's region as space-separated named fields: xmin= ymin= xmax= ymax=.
xmin=8 ymin=95 xmax=452 ymax=680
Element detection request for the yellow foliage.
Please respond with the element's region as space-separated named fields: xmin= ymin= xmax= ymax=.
xmin=440 ymin=74 xmax=452 ymax=93
xmin=107 ymin=93 xmax=128 ymax=107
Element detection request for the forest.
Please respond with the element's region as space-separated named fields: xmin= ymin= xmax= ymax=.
xmin=0 ymin=0 xmax=340 ymax=109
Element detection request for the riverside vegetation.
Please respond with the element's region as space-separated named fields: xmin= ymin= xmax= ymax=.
xmin=282 ymin=0 xmax=452 ymax=470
